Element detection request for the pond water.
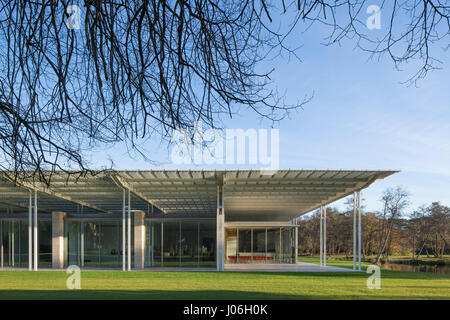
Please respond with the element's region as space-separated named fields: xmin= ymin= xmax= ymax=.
xmin=381 ymin=262 xmax=450 ymax=274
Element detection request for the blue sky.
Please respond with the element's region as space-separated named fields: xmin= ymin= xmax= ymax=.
xmin=93 ymin=12 xmax=449 ymax=216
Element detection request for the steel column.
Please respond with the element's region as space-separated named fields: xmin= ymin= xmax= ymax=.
xmin=265 ymin=228 xmax=268 ymax=264
xmin=294 ymin=225 xmax=298 ymax=264
xmin=33 ymin=190 xmax=38 ymax=271
xmin=221 ymin=186 xmax=225 ymax=270
xmin=358 ymin=191 xmax=362 ymax=271
xmin=80 ymin=221 xmax=84 ymax=267
xmin=28 ymin=191 xmax=32 ymax=270
xmin=161 ymin=222 xmax=164 ymax=266
xmin=127 ymin=190 xmax=131 ymax=271
xmin=0 ymin=221 xmax=2 ymax=268
xmin=122 ymin=190 xmax=126 ymax=271
xmin=324 ymin=206 xmax=327 ymax=267
xmin=319 ymin=206 xmax=323 ymax=266
xmin=0 ymin=221 xmax=3 ymax=268
xmin=353 ymin=192 xmax=357 ymax=271
xmin=216 ymin=184 xmax=224 ymax=271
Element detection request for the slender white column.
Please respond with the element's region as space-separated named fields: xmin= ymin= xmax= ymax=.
xmin=33 ymin=190 xmax=38 ymax=271
xmin=0 ymin=221 xmax=3 ymax=268
xmin=353 ymin=192 xmax=357 ymax=271
xmin=28 ymin=191 xmax=32 ymax=270
xmin=294 ymin=226 xmax=298 ymax=264
xmin=127 ymin=190 xmax=131 ymax=271
xmin=319 ymin=206 xmax=323 ymax=266
xmin=216 ymin=187 xmax=220 ymax=271
xmin=11 ymin=221 xmax=15 ymax=266
xmin=216 ymin=185 xmax=224 ymax=271
xmin=122 ymin=190 xmax=126 ymax=271
xmin=161 ymin=222 xmax=164 ymax=266
xmin=358 ymin=191 xmax=362 ymax=271
xmin=221 ymin=186 xmax=225 ymax=270
xmin=80 ymin=221 xmax=84 ymax=267
xmin=324 ymin=206 xmax=327 ymax=267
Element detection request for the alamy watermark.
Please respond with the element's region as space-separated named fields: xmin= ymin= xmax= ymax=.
xmin=170 ymin=122 xmax=279 ymax=172
xmin=66 ymin=265 xmax=81 ymax=290
xmin=366 ymin=265 xmax=381 ymax=289
xmin=65 ymin=5 xmax=81 ymax=30
xmin=366 ymin=5 xmax=381 ymax=30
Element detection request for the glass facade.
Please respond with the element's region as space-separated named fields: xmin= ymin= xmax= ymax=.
xmin=145 ymin=219 xmax=215 ymax=268
xmin=66 ymin=220 xmax=124 ymax=268
xmin=0 ymin=220 xmax=28 ymax=267
xmin=0 ymin=219 xmax=51 ymax=267
xmin=225 ymin=227 xmax=296 ymax=264
xmin=1 ymin=217 xmax=295 ymax=269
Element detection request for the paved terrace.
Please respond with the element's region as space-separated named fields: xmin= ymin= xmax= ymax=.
xmin=1 ymin=262 xmax=352 ymax=272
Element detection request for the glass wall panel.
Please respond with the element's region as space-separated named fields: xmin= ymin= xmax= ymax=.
xmin=281 ymin=227 xmax=294 ymax=263
xmin=38 ymin=220 xmax=52 ymax=267
xmin=266 ymin=228 xmax=280 ymax=263
xmin=180 ymin=222 xmax=198 ymax=267
xmin=199 ymin=220 xmax=215 ymax=266
xmin=145 ymin=219 xmax=215 ymax=268
xmin=145 ymin=221 xmax=162 ymax=267
xmin=18 ymin=220 xmax=29 ymax=267
xmin=225 ymin=228 xmax=237 ymax=263
xmin=237 ymin=229 xmax=252 ymax=263
xmin=0 ymin=220 xmax=29 ymax=268
xmin=1 ymin=220 xmax=12 ymax=267
xmin=0 ymin=219 xmax=49 ymax=268
xmin=84 ymin=222 xmax=101 ymax=265
xmin=99 ymin=222 xmax=121 ymax=267
xmin=252 ymin=229 xmax=266 ymax=262
xmin=224 ymin=227 xmax=295 ymax=264
xmin=66 ymin=220 xmax=123 ymax=268
xmin=162 ymin=221 xmax=180 ymax=267
xmin=66 ymin=220 xmax=81 ymax=266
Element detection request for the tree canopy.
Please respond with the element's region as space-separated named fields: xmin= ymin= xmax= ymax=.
xmin=0 ymin=1 xmax=448 ymax=183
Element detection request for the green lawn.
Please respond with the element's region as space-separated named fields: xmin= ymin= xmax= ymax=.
xmin=0 ymin=267 xmax=448 ymax=299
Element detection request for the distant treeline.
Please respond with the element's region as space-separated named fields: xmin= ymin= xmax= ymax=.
xmin=297 ymin=187 xmax=449 ymax=263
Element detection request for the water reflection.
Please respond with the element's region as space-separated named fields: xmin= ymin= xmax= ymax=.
xmin=381 ymin=262 xmax=450 ymax=274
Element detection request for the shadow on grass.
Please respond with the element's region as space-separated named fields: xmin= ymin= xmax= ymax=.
xmin=0 ymin=289 xmax=447 ymax=300
xmin=218 ymin=270 xmax=450 ymax=281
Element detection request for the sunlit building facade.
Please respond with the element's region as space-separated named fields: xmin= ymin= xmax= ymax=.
xmin=0 ymin=169 xmax=396 ymax=270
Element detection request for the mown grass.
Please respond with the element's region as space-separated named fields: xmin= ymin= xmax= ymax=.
xmin=0 ymin=267 xmax=448 ymax=300
xmin=297 ymin=255 xmax=450 ymax=268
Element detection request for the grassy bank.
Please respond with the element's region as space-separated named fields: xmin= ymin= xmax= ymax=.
xmin=0 ymin=268 xmax=448 ymax=300
xmin=298 ymin=255 xmax=450 ymax=266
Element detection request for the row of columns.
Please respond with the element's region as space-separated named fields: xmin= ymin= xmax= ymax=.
xmin=20 ymin=188 xmax=147 ymax=271
xmin=319 ymin=205 xmax=326 ymax=266
xmin=122 ymin=189 xmax=146 ymax=271
xmin=353 ymin=190 xmax=362 ymax=271
xmin=17 ymin=185 xmax=360 ymax=272
xmin=319 ymin=190 xmax=362 ymax=271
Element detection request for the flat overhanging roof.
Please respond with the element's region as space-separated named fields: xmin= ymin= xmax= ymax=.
xmin=0 ymin=169 xmax=398 ymax=221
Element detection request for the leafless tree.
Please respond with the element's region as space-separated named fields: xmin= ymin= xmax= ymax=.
xmin=375 ymin=186 xmax=410 ymax=263
xmin=409 ymin=202 xmax=449 ymax=258
xmin=0 ymin=1 xmax=448 ymax=184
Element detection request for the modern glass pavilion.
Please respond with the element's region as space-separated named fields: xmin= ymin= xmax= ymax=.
xmin=0 ymin=169 xmax=397 ymax=271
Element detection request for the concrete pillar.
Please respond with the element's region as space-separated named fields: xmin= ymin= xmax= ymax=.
xmin=52 ymin=211 xmax=66 ymax=269
xmin=134 ymin=210 xmax=146 ymax=269
xmin=216 ymin=212 xmax=224 ymax=271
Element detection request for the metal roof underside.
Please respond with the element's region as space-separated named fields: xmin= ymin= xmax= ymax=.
xmin=0 ymin=169 xmax=398 ymax=221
